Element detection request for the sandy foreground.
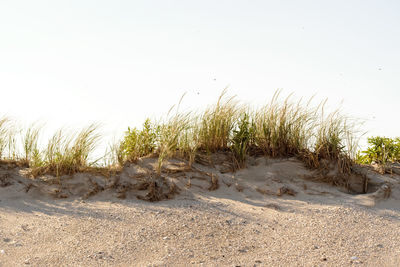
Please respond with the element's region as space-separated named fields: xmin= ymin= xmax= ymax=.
xmin=0 ymin=157 xmax=399 ymax=266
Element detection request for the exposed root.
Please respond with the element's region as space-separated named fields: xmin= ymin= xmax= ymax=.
xmin=235 ymin=183 xmax=245 ymax=192
xmin=83 ymin=178 xmax=105 ymax=199
xmin=277 ymin=186 xmax=296 ymax=196
xmin=134 ymin=181 xmax=151 ymax=191
xmin=264 ymin=203 xmax=281 ymax=210
xmin=0 ymin=173 xmax=13 ymax=187
xmin=0 ymin=160 xmax=26 ymax=169
xmin=208 ymin=174 xmax=219 ymax=191
xmin=167 ymin=182 xmax=180 ymax=199
xmin=25 ymin=183 xmax=33 ymax=193
xmin=195 ymin=153 xmax=212 ymax=166
xmin=1 ymin=155 xmax=385 ymax=203
xmin=137 ymin=181 xmax=163 ymax=202
xmin=256 ymin=187 xmax=275 ymax=196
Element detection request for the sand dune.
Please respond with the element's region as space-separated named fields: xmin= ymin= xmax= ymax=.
xmin=0 ymin=156 xmax=399 ymax=266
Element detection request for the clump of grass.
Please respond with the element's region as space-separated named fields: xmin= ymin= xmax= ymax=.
xmin=309 ymin=108 xmax=356 ymax=174
xmin=21 ymin=123 xmax=42 ymax=166
xmin=31 ymin=124 xmax=101 ymax=177
xmin=104 ymin=140 xmax=125 ymax=169
xmin=315 ymin=111 xmax=345 ymax=160
xmin=7 ymin=132 xmax=18 ymax=161
xmin=71 ymin=124 xmax=101 ymax=167
xmin=0 ymin=117 xmax=10 ymax=159
xmin=156 ymin=95 xmax=191 ymax=173
xmin=0 ymin=117 xmax=25 ymax=163
xmin=177 ymin=121 xmax=200 ymax=168
xmin=198 ymin=89 xmax=240 ymax=153
xmin=254 ymin=91 xmax=316 ymax=158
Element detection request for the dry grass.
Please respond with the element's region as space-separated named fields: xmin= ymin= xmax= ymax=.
xmin=30 ymin=124 xmax=101 ymax=177
xmin=21 ymin=123 xmax=42 ymax=166
xmin=198 ymin=88 xmax=240 ymax=153
xmin=0 ymin=117 xmax=10 ymax=159
xmin=253 ymin=91 xmax=316 ymax=158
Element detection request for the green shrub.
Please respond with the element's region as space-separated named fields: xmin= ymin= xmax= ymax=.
xmin=231 ymin=113 xmax=255 ymax=168
xmin=356 ymin=136 xmax=400 ymax=165
xmin=120 ymin=119 xmax=158 ymax=162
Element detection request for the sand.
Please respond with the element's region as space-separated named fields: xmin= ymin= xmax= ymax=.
xmin=0 ymin=156 xmax=399 ymax=266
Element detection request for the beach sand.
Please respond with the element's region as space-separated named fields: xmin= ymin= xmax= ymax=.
xmin=1 ymin=157 xmax=399 ymax=266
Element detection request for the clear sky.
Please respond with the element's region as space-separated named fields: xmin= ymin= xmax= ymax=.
xmin=1 ymin=0 xmax=399 ymax=151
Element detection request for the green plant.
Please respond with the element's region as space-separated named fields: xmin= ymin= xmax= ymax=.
xmin=157 ymin=120 xmax=182 ymax=173
xmin=254 ymin=91 xmax=315 ymax=157
xmin=156 ymin=95 xmax=191 ymax=173
xmin=231 ymin=113 xmax=255 ymax=168
xmin=32 ymin=124 xmax=101 ymax=177
xmin=120 ymin=118 xmax=158 ymax=162
xmin=314 ymin=111 xmax=346 ymax=160
xmin=177 ymin=120 xmax=199 ymax=167
xmin=71 ymin=123 xmax=101 ymax=167
xmin=7 ymin=130 xmax=18 ymax=160
xmin=30 ymin=147 xmax=44 ymax=168
xmin=104 ymin=140 xmax=125 ymax=168
xmin=198 ymin=89 xmax=240 ymax=153
xmin=356 ymin=136 xmax=400 ymax=165
xmin=21 ymin=123 xmax=42 ymax=165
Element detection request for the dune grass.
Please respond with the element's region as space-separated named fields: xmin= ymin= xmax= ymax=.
xmin=21 ymin=123 xmax=42 ymax=166
xmin=198 ymin=89 xmax=240 ymax=153
xmin=116 ymin=90 xmax=358 ymax=175
xmin=0 ymin=90 xmax=361 ymax=178
xmin=253 ymin=91 xmax=316 ymax=158
xmin=0 ymin=117 xmax=9 ymax=159
xmin=28 ymin=124 xmax=101 ymax=177
xmin=0 ymin=117 xmax=19 ymax=161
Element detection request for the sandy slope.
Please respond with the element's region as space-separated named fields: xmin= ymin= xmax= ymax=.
xmin=0 ymin=157 xmax=399 ymax=266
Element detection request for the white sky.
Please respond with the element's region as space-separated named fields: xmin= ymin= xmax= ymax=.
xmin=1 ymin=0 xmax=399 ymax=152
